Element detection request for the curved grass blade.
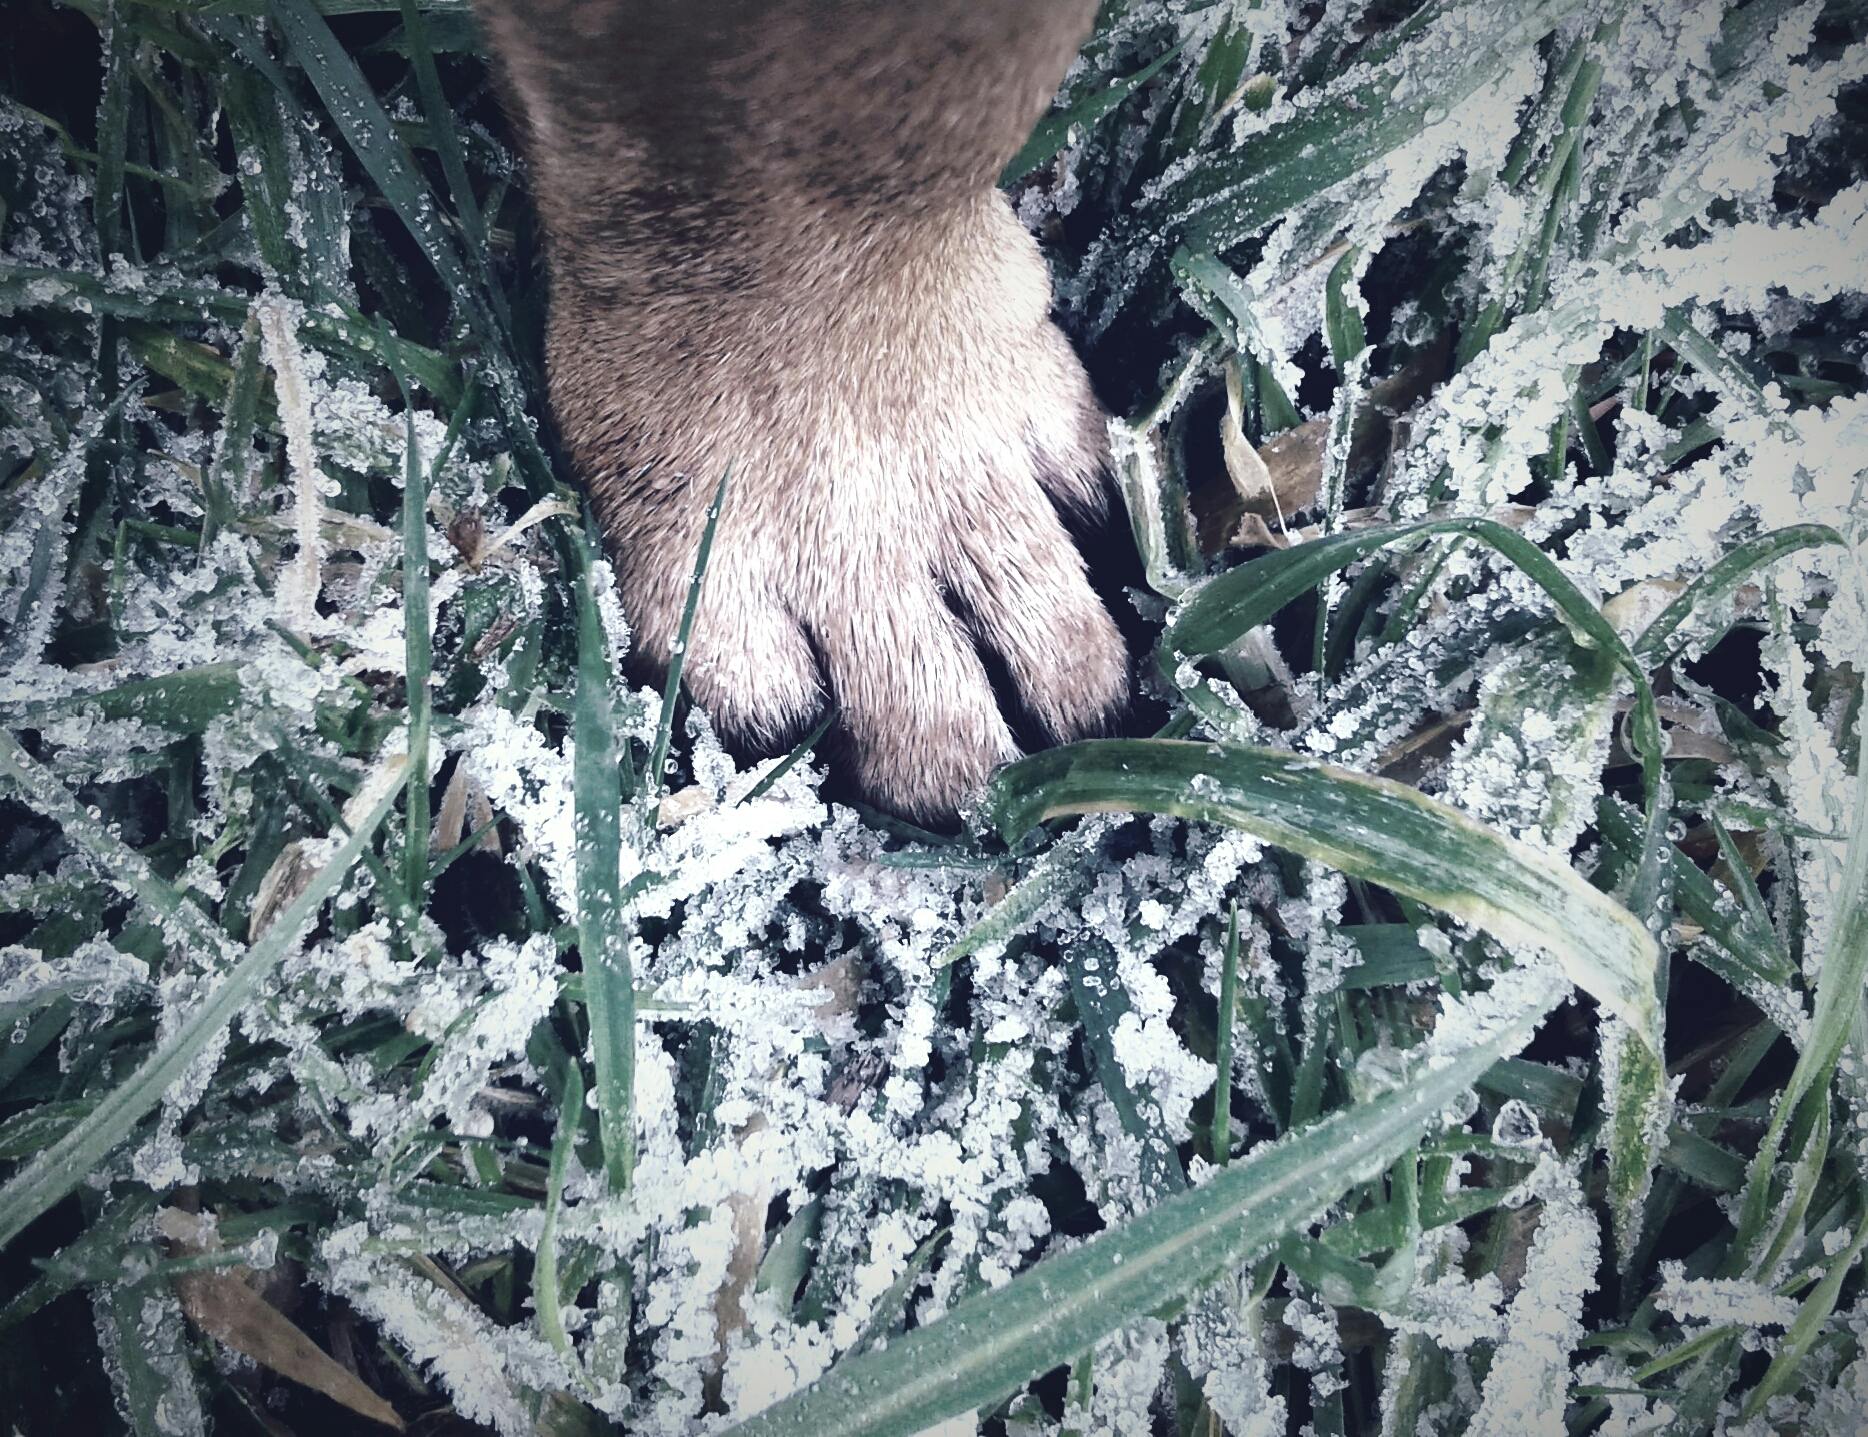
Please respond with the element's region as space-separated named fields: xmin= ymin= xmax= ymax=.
xmin=0 ymin=735 xmax=403 ymax=1250
xmin=719 ymin=991 xmax=1551 ymax=1437
xmin=1633 ymin=523 xmax=1844 ymax=665
xmin=1161 ymin=517 xmax=1676 ymax=984
xmin=985 ymin=739 xmax=1661 ymax=1052
xmin=1727 ymin=708 xmax=1868 ymax=1274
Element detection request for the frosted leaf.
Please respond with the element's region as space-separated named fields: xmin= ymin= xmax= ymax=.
xmin=323 ymin=1248 xmax=572 ymax=1435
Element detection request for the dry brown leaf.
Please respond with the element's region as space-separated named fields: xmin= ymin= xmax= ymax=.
xmin=433 ymin=757 xmax=471 ymax=854
xmin=173 ymin=1270 xmax=403 ymax=1430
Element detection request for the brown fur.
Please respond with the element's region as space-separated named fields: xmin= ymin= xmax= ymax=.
xmin=475 ymin=0 xmax=1127 ymax=820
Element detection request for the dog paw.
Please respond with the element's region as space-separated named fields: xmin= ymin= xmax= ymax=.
xmin=550 ymin=193 xmax=1128 ymax=822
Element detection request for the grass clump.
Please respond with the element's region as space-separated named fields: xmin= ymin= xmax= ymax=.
xmin=2 ymin=1 xmax=1866 ymax=1434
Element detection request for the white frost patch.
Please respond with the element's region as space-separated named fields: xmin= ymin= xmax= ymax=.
xmin=1467 ymin=1159 xmax=1596 ymax=1437
xmin=255 ymin=293 xmax=329 ymax=638
xmin=1655 ymin=1266 xmax=1801 ymax=1330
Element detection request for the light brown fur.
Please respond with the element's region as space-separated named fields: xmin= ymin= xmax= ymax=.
xmin=475 ymin=0 xmax=1128 ymax=820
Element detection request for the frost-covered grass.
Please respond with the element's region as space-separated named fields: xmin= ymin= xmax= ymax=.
xmin=2 ymin=1 xmax=1866 ymax=1434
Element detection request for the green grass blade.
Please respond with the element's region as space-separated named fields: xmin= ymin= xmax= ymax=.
xmin=0 ymin=260 xmax=460 ymax=400
xmin=739 ymin=708 xmax=835 ymax=805
xmin=95 ymin=1279 xmax=206 ymax=1437
xmin=1141 ymin=0 xmax=1585 ymax=252
xmin=396 ymin=0 xmax=501 ymax=321
xmin=402 ymin=408 xmax=432 ymax=908
xmin=642 ymin=466 xmax=731 ymax=811
xmin=986 ymin=738 xmax=1661 ymax=1052
xmin=939 ymin=819 xmax=1112 ymax=967
xmin=719 ymin=993 xmax=1551 ymax=1437
xmin=1633 ymin=523 xmax=1845 ymax=665
xmin=1728 ymin=680 xmax=1868 ymax=1273
xmin=201 ymin=316 xmax=264 ymax=554
xmin=1601 ymin=1021 xmax=1670 ymax=1266
xmin=0 ymin=735 xmax=403 ymax=1250
xmin=1068 ymin=945 xmax=1187 ymax=1200
xmin=1210 ymin=902 xmax=1241 ymax=1165
xmin=534 ymin=1058 xmax=595 ymax=1391
xmin=1162 ymin=515 xmax=1668 ymax=816
xmin=266 ymin=0 xmax=471 ymax=297
xmin=1003 ymin=41 xmax=1185 ymax=185
xmin=264 ymin=0 xmax=550 ymax=485
xmin=1323 ymin=245 xmax=1368 ymax=368
xmin=574 ymin=545 xmax=635 ymax=1192
xmin=0 ymin=663 xmax=244 ymax=733
xmin=1741 ymin=1208 xmax=1868 ymax=1419
xmin=93 ymin=5 xmax=132 ymax=261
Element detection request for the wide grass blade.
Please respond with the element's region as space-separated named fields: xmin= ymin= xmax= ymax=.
xmin=1132 ymin=0 xmax=1586 ymax=251
xmin=1003 ymin=42 xmax=1185 ymax=185
xmin=719 ymin=989 xmax=1553 ymax=1437
xmin=573 ymin=544 xmax=635 ymax=1192
xmin=95 ymin=1280 xmax=206 ymax=1437
xmin=986 ymin=739 xmax=1661 ymax=1052
xmin=1161 ymin=516 xmax=1665 ymax=805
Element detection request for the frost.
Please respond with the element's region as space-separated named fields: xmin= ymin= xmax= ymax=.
xmin=6 ymin=1 xmax=1868 ymax=1430
xmin=1467 ymin=1158 xmax=1596 ymax=1437
xmin=1181 ymin=1283 xmax=1286 ymax=1437
xmin=1388 ymin=1270 xmax=1506 ymax=1351
xmin=1656 ymin=1266 xmax=1801 ymax=1330
xmin=1085 ymin=1319 xmax=1171 ymax=1436
xmin=324 ymin=1248 xmax=569 ymax=1435
xmin=0 ymin=939 xmax=148 ymax=1011
xmin=256 ymin=293 xmax=329 ymax=639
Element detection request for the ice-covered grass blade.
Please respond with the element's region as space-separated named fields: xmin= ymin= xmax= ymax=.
xmin=1633 ymin=524 xmax=1844 ymax=666
xmin=572 ymin=537 xmax=635 ymax=1193
xmin=1134 ymin=0 xmax=1585 ymax=252
xmin=401 ymin=409 xmax=433 ymax=909
xmin=986 ymin=739 xmax=1661 ymax=1051
xmin=719 ymin=1001 xmax=1550 ymax=1437
xmin=0 ymin=735 xmax=403 ymax=1250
